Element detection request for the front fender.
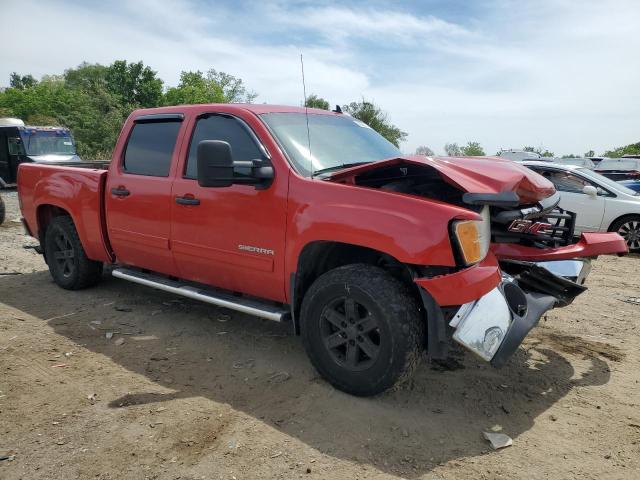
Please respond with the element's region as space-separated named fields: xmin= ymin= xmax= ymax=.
xmin=284 ymin=176 xmax=478 ymax=286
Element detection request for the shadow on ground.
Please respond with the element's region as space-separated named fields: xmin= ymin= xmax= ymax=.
xmin=0 ymin=270 xmax=613 ymax=477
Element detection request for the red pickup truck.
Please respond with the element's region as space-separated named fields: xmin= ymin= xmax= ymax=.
xmin=18 ymin=104 xmax=627 ymax=396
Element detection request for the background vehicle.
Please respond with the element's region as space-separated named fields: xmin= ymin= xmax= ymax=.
xmin=553 ymin=157 xmax=595 ymax=169
xmin=594 ymin=158 xmax=640 ymax=181
xmin=17 ymin=104 xmax=626 ymax=396
xmin=496 ymin=149 xmax=545 ymax=161
xmin=586 ymin=156 xmax=606 ymax=166
xmin=619 ymin=179 xmax=640 ymax=193
xmin=0 ymin=118 xmax=105 ymax=188
xmin=524 ymin=161 xmax=640 ymax=251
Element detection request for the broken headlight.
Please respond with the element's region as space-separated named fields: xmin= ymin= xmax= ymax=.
xmin=452 ymin=206 xmax=491 ymax=265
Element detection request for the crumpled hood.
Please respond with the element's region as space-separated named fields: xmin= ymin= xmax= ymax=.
xmin=328 ymin=155 xmax=556 ymax=204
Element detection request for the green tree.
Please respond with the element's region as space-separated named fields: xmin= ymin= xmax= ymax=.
xmin=164 ymin=69 xmax=257 ymax=105
xmin=64 ymin=61 xmax=163 ymax=108
xmin=584 ymin=150 xmax=595 ymax=157
xmin=0 ymin=63 xmax=254 ymax=159
xmin=106 ymin=60 xmax=163 ymax=107
xmin=415 ymin=145 xmax=435 ymax=156
xmin=64 ymin=62 xmax=108 ymax=91
xmin=444 ymin=143 xmax=461 ymax=156
xmin=9 ymin=72 xmax=37 ymax=89
xmin=603 ymin=142 xmax=640 ymax=157
xmin=0 ymin=73 xmax=127 ymax=160
xmin=304 ymin=94 xmax=330 ymax=110
xmin=342 ymin=99 xmax=407 ymax=147
xmin=460 ymin=141 xmax=485 ymax=156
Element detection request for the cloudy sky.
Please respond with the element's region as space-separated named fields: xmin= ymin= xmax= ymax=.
xmin=3 ymin=0 xmax=639 ymax=155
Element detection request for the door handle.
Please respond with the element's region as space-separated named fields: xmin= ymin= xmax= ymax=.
xmin=175 ymin=195 xmax=200 ymax=206
xmin=111 ymin=187 xmax=130 ymax=197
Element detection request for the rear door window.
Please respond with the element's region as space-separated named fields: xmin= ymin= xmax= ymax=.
xmin=123 ymin=121 xmax=182 ymax=176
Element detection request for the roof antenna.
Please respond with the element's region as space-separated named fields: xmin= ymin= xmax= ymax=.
xmin=300 ymin=54 xmax=312 ymax=177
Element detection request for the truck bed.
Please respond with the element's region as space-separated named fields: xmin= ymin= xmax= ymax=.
xmin=18 ymin=163 xmax=112 ymax=263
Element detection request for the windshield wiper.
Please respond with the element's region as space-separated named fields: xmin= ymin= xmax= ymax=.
xmin=312 ymin=161 xmax=372 ymax=177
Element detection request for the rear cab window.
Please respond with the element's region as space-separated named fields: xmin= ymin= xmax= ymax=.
xmin=123 ymin=118 xmax=182 ymax=176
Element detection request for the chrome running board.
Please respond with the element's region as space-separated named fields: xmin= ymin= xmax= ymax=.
xmin=112 ymin=267 xmax=288 ymax=322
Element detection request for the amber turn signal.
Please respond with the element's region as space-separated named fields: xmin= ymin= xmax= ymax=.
xmin=454 ymin=220 xmax=483 ymax=265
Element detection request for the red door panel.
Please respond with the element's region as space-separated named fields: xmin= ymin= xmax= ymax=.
xmin=171 ymin=180 xmax=288 ymax=302
xmin=170 ymin=112 xmax=289 ymax=302
xmin=105 ymin=117 xmax=186 ymax=277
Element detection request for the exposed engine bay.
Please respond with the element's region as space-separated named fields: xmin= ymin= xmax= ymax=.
xmin=336 ymin=160 xmax=576 ymax=249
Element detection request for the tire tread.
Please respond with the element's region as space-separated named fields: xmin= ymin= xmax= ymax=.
xmin=300 ymin=264 xmax=424 ymax=396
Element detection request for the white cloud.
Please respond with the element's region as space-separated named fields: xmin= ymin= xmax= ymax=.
xmin=2 ymin=0 xmax=639 ymax=156
xmin=272 ymin=5 xmax=473 ymax=44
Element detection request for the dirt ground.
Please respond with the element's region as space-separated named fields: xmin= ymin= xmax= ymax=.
xmin=1 ymin=190 xmax=639 ymax=480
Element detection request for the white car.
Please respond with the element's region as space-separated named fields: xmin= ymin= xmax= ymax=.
xmin=523 ymin=161 xmax=640 ymax=251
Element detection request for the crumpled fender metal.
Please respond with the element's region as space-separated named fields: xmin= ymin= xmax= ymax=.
xmin=414 ymin=252 xmax=502 ymax=307
xmin=491 ymin=232 xmax=628 ymax=261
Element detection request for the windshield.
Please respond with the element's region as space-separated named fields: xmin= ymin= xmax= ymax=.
xmin=20 ymin=129 xmax=77 ymax=156
xmin=577 ymin=167 xmax=639 ymax=196
xmin=260 ymin=113 xmax=401 ymax=177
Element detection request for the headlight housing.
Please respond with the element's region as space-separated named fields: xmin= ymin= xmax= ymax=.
xmin=452 ymin=206 xmax=491 ymax=265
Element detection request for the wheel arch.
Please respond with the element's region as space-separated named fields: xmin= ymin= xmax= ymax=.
xmin=36 ymin=203 xmax=72 ymax=250
xmin=607 ymin=213 xmax=640 ymax=232
xmin=290 ymin=240 xmax=422 ymax=335
xmin=608 ymin=213 xmax=640 ymax=251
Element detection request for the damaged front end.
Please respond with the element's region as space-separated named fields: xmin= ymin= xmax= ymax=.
xmin=328 ymin=155 xmax=627 ymax=367
xmin=449 ymin=259 xmax=590 ymax=366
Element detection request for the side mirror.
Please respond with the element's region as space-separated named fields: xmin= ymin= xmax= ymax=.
xmin=196 ymin=140 xmax=274 ymax=189
xmin=197 ymin=140 xmax=234 ymax=188
xmin=583 ymin=185 xmax=598 ymax=197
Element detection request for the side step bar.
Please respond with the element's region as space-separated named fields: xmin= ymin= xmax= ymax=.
xmin=112 ymin=267 xmax=289 ymax=322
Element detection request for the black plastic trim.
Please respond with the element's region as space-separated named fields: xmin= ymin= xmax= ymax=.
xmin=134 ymin=113 xmax=184 ymax=123
xmin=491 ymin=291 xmax=556 ymax=368
xmin=289 ymin=273 xmax=300 ymax=335
xmin=175 ymin=196 xmax=200 ymax=206
xmin=462 ymin=191 xmax=520 ymax=207
xmin=418 ymin=288 xmax=448 ymax=360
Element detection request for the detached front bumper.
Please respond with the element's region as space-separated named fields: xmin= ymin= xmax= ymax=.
xmin=426 ymin=259 xmax=591 ymax=367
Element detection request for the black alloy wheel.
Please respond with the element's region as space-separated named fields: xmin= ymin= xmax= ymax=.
xmin=44 ymin=216 xmax=103 ymax=290
xmin=320 ymin=297 xmax=381 ymax=372
xmin=51 ymin=229 xmax=76 ymax=279
xmin=300 ymin=264 xmax=424 ymax=396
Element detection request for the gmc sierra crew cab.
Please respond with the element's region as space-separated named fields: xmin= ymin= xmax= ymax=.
xmin=18 ymin=104 xmax=628 ymax=396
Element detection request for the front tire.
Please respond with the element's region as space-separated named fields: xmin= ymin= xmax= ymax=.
xmin=609 ymin=215 xmax=640 ymax=252
xmin=44 ymin=216 xmax=103 ymax=290
xmin=300 ymin=264 xmax=424 ymax=396
xmin=0 ymin=195 xmax=5 ymax=225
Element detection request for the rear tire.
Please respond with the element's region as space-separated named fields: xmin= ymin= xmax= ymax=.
xmin=44 ymin=216 xmax=103 ymax=290
xmin=300 ymin=264 xmax=424 ymax=396
xmin=609 ymin=215 xmax=640 ymax=252
xmin=0 ymin=195 xmax=5 ymax=226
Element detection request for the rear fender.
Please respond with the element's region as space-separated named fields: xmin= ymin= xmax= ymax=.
xmin=30 ymin=167 xmax=112 ymax=263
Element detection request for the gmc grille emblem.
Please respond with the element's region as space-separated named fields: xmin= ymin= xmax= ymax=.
xmin=507 ymin=219 xmax=553 ymax=235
